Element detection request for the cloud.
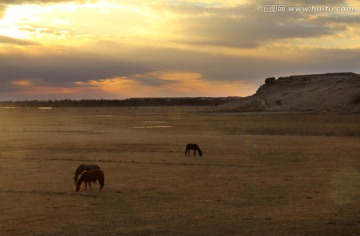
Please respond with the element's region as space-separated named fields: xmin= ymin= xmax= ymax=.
xmin=0 ymin=4 xmax=6 ymax=18
xmin=0 ymin=45 xmax=263 ymax=99
xmin=2 ymin=0 xmax=356 ymax=50
xmin=0 ymin=0 xmax=95 ymax=20
xmin=170 ymin=15 xmax=338 ymax=48
xmin=131 ymin=72 xmax=182 ymax=87
xmin=317 ymin=15 xmax=360 ymax=25
xmin=2 ymin=0 xmax=88 ymax=4
xmin=0 ymin=49 xmax=151 ymax=99
xmin=152 ymin=2 xmax=353 ymax=49
xmin=0 ymin=51 xmax=150 ymax=82
xmin=0 ymin=35 xmax=37 ymax=45
xmin=75 ymin=71 xmax=251 ymax=98
xmin=0 ymin=0 xmax=359 ymax=100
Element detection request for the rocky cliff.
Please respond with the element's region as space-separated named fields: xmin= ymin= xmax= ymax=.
xmin=219 ymin=73 xmax=360 ymax=112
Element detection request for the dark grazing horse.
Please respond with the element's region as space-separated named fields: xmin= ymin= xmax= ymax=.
xmin=73 ymin=164 xmax=100 ymax=184
xmin=75 ymin=169 xmax=105 ymax=192
xmin=185 ymin=143 xmax=202 ymax=157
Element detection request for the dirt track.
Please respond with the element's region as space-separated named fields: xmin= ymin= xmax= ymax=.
xmin=0 ymin=107 xmax=359 ymax=235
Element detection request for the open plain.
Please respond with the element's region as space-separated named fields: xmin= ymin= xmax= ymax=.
xmin=0 ymin=106 xmax=360 ymax=235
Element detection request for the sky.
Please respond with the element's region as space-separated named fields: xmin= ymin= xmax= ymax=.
xmin=0 ymin=0 xmax=359 ymax=100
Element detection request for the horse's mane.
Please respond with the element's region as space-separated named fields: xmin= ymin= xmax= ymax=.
xmin=74 ymin=164 xmax=100 ymax=183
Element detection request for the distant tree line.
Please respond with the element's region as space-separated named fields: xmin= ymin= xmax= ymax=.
xmin=0 ymin=97 xmax=242 ymax=107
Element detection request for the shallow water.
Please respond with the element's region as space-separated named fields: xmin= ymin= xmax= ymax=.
xmin=132 ymin=125 xmax=173 ymax=129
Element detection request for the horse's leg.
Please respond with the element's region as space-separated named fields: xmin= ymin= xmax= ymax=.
xmin=193 ymin=149 xmax=196 ymax=157
xmin=89 ymin=181 xmax=93 ymax=191
xmin=84 ymin=181 xmax=87 ymax=191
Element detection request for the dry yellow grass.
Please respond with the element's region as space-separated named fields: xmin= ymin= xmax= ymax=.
xmin=0 ymin=107 xmax=359 ymax=235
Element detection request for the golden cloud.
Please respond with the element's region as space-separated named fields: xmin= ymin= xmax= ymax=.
xmin=13 ymin=80 xmax=32 ymax=86
xmin=75 ymin=71 xmax=255 ymax=97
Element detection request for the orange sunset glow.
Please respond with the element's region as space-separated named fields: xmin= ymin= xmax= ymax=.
xmin=0 ymin=0 xmax=359 ymax=100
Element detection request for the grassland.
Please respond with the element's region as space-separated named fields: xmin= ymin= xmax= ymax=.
xmin=0 ymin=107 xmax=359 ymax=235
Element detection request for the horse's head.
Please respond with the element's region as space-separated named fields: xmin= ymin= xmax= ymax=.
xmin=74 ymin=170 xmax=87 ymax=192
xmin=75 ymin=182 xmax=81 ymax=192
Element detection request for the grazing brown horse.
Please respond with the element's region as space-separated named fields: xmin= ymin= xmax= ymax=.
xmin=73 ymin=164 xmax=100 ymax=184
xmin=75 ymin=169 xmax=105 ymax=192
xmin=185 ymin=143 xmax=202 ymax=157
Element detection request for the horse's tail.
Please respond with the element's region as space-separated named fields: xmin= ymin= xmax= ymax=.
xmin=99 ymin=171 xmax=105 ymax=190
xmin=198 ymin=148 xmax=202 ymax=157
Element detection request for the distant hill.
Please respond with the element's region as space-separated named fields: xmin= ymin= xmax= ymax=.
xmin=219 ymin=73 xmax=360 ymax=112
xmin=3 ymin=73 xmax=360 ymax=112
